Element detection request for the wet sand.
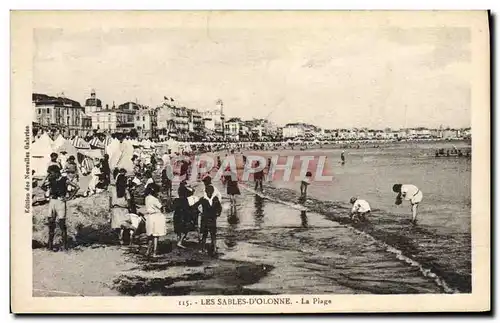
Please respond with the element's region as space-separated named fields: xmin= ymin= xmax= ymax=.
xmin=32 ymin=173 xmax=447 ymax=296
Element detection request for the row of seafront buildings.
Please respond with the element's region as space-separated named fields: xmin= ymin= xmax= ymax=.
xmin=31 ymin=90 xmax=281 ymax=141
xmin=32 ymin=90 xmax=223 ymax=140
xmin=281 ymin=123 xmax=471 ymax=141
xmin=32 ymin=90 xmax=471 ymax=142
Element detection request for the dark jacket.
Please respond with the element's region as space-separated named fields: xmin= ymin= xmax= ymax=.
xmin=196 ymin=196 xmax=222 ymax=220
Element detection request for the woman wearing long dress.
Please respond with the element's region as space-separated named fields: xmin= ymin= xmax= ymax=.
xmin=144 ymin=183 xmax=166 ymax=257
xmin=110 ymin=168 xmax=130 ymax=244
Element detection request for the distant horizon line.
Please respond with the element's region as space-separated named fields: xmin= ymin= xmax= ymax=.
xmin=31 ymin=90 xmax=471 ymax=131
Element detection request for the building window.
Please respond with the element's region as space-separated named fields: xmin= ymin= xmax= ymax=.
xmin=137 ymin=116 xmax=140 ymax=121
xmin=47 ymin=108 xmax=50 ymax=113
xmin=143 ymin=116 xmax=145 ymax=121
xmin=38 ymin=110 xmax=41 ymax=114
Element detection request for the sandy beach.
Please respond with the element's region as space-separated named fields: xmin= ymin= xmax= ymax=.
xmin=32 ymin=153 xmax=454 ymax=296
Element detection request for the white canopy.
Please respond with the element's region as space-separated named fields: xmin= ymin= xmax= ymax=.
xmin=166 ymin=138 xmax=181 ymax=153
xmin=182 ymin=144 xmax=193 ymax=153
xmin=31 ymin=133 xmax=54 ymax=177
xmin=56 ymin=140 xmax=78 ymax=158
xmin=52 ymin=134 xmax=66 ymax=150
xmin=141 ymin=139 xmax=152 ymax=149
xmin=106 ymin=140 xmax=135 ymax=174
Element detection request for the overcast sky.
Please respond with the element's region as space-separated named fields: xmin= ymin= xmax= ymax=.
xmin=33 ymin=25 xmax=471 ymax=129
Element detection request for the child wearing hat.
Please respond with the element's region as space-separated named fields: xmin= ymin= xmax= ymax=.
xmin=349 ymin=197 xmax=371 ymax=222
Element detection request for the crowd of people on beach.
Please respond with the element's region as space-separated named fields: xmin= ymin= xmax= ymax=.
xmin=36 ymin=139 xmax=425 ymax=255
xmin=105 ymin=147 xmax=261 ymax=257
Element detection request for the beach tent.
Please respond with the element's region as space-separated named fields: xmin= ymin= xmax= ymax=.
xmin=31 ymin=133 xmax=54 ymax=177
xmin=102 ymin=136 xmax=113 ymax=148
xmin=88 ymin=137 xmax=105 ymax=149
xmin=71 ymin=136 xmax=91 ymax=149
xmin=106 ymin=139 xmax=135 ymax=174
xmin=56 ymin=140 xmax=79 ymax=158
xmin=144 ymin=139 xmax=156 ymax=149
xmin=52 ymin=134 xmax=66 ymax=150
xmin=182 ymin=144 xmax=193 ymax=153
xmin=141 ymin=140 xmax=152 ymax=149
xmin=33 ymin=132 xmax=54 ymax=147
xmin=79 ymin=149 xmax=103 ymax=159
xmin=105 ymin=138 xmax=119 ymax=155
xmin=77 ymin=149 xmax=104 ymax=175
xmin=166 ymin=138 xmax=181 ymax=154
xmin=127 ymin=139 xmax=139 ymax=147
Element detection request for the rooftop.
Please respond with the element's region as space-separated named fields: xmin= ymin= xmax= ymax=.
xmin=33 ymin=93 xmax=82 ymax=108
xmin=94 ymin=109 xmax=136 ymax=114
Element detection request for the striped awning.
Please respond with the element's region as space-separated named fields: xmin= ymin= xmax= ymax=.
xmin=71 ymin=136 xmax=91 ymax=149
xmin=88 ymin=137 xmax=105 ymax=149
xmin=102 ymin=136 xmax=113 ymax=147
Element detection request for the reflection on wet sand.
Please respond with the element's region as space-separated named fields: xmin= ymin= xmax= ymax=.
xmin=224 ymin=204 xmax=240 ymax=249
xmin=300 ymin=211 xmax=308 ymax=228
xmin=254 ymin=195 xmax=265 ymax=228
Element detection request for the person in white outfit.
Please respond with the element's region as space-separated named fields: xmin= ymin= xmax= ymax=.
xmin=393 ymin=184 xmax=423 ymax=224
xmin=86 ymin=158 xmax=102 ymax=196
xmin=349 ymin=197 xmax=371 ymax=222
xmin=144 ymin=183 xmax=166 ymax=257
xmin=162 ymin=151 xmax=171 ymax=167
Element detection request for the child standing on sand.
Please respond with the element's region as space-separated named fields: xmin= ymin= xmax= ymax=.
xmin=195 ymin=185 xmax=222 ymax=254
xmin=300 ymin=171 xmax=313 ymax=199
xmin=144 ymin=183 xmax=166 ymax=257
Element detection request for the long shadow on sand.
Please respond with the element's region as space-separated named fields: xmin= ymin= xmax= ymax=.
xmin=113 ymin=246 xmax=275 ymax=296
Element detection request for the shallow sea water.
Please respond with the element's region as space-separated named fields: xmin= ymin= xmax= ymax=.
xmin=224 ymin=141 xmax=471 ymax=293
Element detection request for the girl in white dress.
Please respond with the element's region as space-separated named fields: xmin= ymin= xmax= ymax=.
xmin=144 ymin=183 xmax=166 ymax=257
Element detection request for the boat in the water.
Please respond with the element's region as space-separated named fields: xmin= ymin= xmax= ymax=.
xmin=435 ymin=148 xmax=471 ymax=158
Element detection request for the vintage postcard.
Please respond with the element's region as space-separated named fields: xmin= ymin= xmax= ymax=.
xmin=11 ymin=11 xmax=490 ymax=313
